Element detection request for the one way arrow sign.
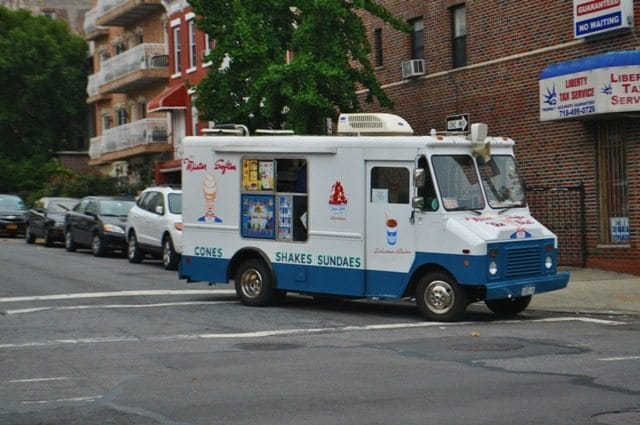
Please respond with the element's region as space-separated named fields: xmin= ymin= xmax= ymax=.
xmin=446 ymin=114 xmax=469 ymax=132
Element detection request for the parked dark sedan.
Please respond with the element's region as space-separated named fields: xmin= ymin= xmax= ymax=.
xmin=0 ymin=194 xmax=28 ymax=237
xmin=25 ymin=197 xmax=79 ymax=246
xmin=64 ymin=196 xmax=135 ymax=256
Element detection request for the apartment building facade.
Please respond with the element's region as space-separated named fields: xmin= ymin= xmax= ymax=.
xmin=84 ymin=0 xmax=172 ymax=187
xmin=358 ymin=0 xmax=640 ymax=274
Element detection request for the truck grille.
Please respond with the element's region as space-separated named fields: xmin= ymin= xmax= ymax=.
xmin=505 ymin=246 xmax=541 ymax=278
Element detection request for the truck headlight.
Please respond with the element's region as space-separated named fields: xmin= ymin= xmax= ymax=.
xmin=489 ymin=261 xmax=498 ymax=276
xmin=545 ymin=255 xmax=553 ymax=269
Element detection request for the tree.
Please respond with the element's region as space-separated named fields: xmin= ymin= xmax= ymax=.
xmin=190 ymin=0 xmax=408 ymax=134
xmin=0 ymin=6 xmax=88 ymax=161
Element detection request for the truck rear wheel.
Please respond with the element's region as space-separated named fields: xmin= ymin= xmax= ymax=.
xmin=235 ymin=259 xmax=277 ymax=306
xmin=485 ymin=296 xmax=532 ymax=317
xmin=415 ymin=271 xmax=468 ymax=322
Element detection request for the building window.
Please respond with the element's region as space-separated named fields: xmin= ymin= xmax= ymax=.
xmin=452 ymin=5 xmax=467 ymax=68
xmin=188 ymin=19 xmax=197 ymax=70
xmin=374 ymin=28 xmax=383 ymax=67
xmin=596 ymin=122 xmax=629 ymax=243
xmin=102 ymin=114 xmax=113 ymax=130
xmin=116 ymin=108 xmax=128 ymax=126
xmin=173 ymin=26 xmax=182 ymax=74
xmin=203 ymin=33 xmax=213 ymax=65
xmin=409 ymin=18 xmax=424 ymax=60
xmin=139 ymin=101 xmax=146 ymax=119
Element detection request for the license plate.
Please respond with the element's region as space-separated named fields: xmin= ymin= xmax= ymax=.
xmin=6 ymin=224 xmax=17 ymax=230
xmin=521 ymin=285 xmax=535 ymax=296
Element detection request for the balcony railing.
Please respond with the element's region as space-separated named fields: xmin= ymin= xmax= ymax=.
xmin=100 ymin=118 xmax=169 ymax=155
xmin=97 ymin=0 xmax=128 ymax=15
xmin=99 ymin=43 xmax=168 ymax=87
xmin=83 ymin=7 xmax=106 ymax=35
xmin=87 ymin=73 xmax=100 ymax=98
xmin=89 ymin=136 xmax=103 ymax=160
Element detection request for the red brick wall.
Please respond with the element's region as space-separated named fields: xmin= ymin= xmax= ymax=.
xmin=360 ymin=1 xmax=640 ymax=275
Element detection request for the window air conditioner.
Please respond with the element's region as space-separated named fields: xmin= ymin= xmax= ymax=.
xmin=401 ymin=59 xmax=425 ymax=79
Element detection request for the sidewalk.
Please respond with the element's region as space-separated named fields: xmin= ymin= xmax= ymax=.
xmin=529 ymin=267 xmax=640 ymax=315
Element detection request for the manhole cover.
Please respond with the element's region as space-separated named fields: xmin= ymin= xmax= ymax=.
xmin=593 ymin=410 xmax=640 ymax=425
xmin=452 ymin=343 xmax=524 ymax=352
xmin=235 ymin=342 xmax=301 ymax=351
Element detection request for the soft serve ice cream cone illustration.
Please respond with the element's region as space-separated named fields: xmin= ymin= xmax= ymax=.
xmin=198 ymin=173 xmax=223 ymax=223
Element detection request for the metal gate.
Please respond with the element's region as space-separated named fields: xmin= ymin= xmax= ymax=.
xmin=525 ymin=182 xmax=586 ymax=267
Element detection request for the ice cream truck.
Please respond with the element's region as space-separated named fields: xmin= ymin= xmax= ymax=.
xmin=179 ymin=113 xmax=569 ymax=321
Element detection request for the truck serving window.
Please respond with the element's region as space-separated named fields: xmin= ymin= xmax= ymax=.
xmin=240 ymin=158 xmax=308 ymax=242
xmin=431 ymin=155 xmax=485 ymax=210
xmin=477 ymin=155 xmax=526 ymax=209
xmin=370 ymin=167 xmax=410 ymax=204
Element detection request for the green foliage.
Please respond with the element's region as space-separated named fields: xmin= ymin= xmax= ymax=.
xmin=190 ymin=0 xmax=408 ymax=134
xmin=0 ymin=6 xmax=88 ymax=160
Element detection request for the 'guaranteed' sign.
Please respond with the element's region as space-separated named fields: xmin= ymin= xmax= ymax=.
xmin=573 ymin=0 xmax=634 ymax=38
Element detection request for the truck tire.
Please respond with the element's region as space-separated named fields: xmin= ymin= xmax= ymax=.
xmin=415 ymin=271 xmax=468 ymax=322
xmin=235 ymin=259 xmax=277 ymax=307
xmin=43 ymin=226 xmax=54 ymax=247
xmin=485 ymin=296 xmax=532 ymax=317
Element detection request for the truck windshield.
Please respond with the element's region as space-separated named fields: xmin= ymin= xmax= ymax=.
xmin=431 ymin=155 xmax=485 ymax=211
xmin=477 ymin=155 xmax=526 ymax=209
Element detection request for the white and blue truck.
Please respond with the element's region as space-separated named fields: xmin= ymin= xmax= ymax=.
xmin=179 ymin=113 xmax=569 ymax=321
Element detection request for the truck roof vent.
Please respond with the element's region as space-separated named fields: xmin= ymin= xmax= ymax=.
xmin=337 ymin=113 xmax=413 ymax=136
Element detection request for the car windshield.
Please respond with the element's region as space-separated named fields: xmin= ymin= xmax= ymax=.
xmin=49 ymin=200 xmax=78 ymax=213
xmin=99 ymin=200 xmax=135 ymax=216
xmin=431 ymin=155 xmax=485 ymax=211
xmin=168 ymin=193 xmax=182 ymax=214
xmin=477 ymin=155 xmax=526 ymax=209
xmin=0 ymin=195 xmax=27 ymax=210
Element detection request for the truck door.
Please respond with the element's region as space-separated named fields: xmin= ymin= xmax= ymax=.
xmin=365 ymin=161 xmax=416 ymax=297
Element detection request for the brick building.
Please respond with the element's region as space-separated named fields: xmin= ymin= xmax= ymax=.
xmin=357 ymin=0 xmax=640 ymax=275
xmin=84 ymin=0 xmax=173 ymax=188
xmin=147 ymin=0 xmax=212 ymax=185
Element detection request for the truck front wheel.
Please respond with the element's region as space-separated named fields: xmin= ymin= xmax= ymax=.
xmin=485 ymin=296 xmax=532 ymax=317
xmin=415 ymin=272 xmax=468 ymax=322
xmin=235 ymin=259 xmax=277 ymax=307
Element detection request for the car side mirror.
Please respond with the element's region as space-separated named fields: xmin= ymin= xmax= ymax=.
xmin=155 ymin=205 xmax=164 ymax=215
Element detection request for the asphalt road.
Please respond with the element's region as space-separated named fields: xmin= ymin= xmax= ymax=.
xmin=1 ymin=237 xmax=639 ymax=425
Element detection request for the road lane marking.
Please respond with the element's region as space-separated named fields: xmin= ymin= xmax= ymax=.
xmin=2 ymin=301 xmax=235 ymax=315
xmin=598 ymin=355 xmax=640 ymax=361
xmin=9 ymin=377 xmax=70 ymax=383
xmin=0 ymin=289 xmax=235 ymax=303
xmin=21 ymin=396 xmax=101 ymax=405
xmin=0 ymin=317 xmax=626 ymax=350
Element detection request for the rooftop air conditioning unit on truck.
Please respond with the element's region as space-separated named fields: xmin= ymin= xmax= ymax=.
xmin=178 ymin=113 xmax=569 ymax=322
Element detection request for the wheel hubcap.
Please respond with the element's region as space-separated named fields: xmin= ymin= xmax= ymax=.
xmin=92 ymin=236 xmax=100 ymax=253
xmin=128 ymin=238 xmax=136 ymax=258
xmin=425 ymin=280 xmax=454 ymax=314
xmin=240 ymin=268 xmax=263 ymax=299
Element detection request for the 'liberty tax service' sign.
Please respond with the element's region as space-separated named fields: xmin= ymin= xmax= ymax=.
xmin=574 ymin=0 xmax=634 ymax=38
xmin=540 ymin=51 xmax=640 ymax=121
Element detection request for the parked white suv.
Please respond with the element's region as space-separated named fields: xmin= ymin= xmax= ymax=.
xmin=126 ymin=186 xmax=182 ymax=270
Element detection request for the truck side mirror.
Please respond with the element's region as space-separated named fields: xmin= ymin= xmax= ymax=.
xmin=414 ymin=168 xmax=425 ymax=187
xmin=412 ymin=196 xmax=424 ymax=210
xmin=155 ymin=205 xmax=164 ymax=215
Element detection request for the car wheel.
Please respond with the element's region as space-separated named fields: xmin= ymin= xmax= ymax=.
xmin=127 ymin=232 xmax=144 ymax=263
xmin=485 ymin=296 xmax=532 ymax=317
xmin=25 ymin=224 xmax=35 ymax=244
xmin=64 ymin=229 xmax=76 ymax=252
xmin=415 ymin=271 xmax=468 ymax=322
xmin=162 ymin=236 xmax=180 ymax=270
xmin=43 ymin=227 xmax=54 ymax=247
xmin=235 ymin=259 xmax=278 ymax=306
xmin=91 ymin=233 xmax=106 ymax=257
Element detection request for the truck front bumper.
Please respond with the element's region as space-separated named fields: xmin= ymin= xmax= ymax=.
xmin=484 ymin=271 xmax=570 ymax=300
